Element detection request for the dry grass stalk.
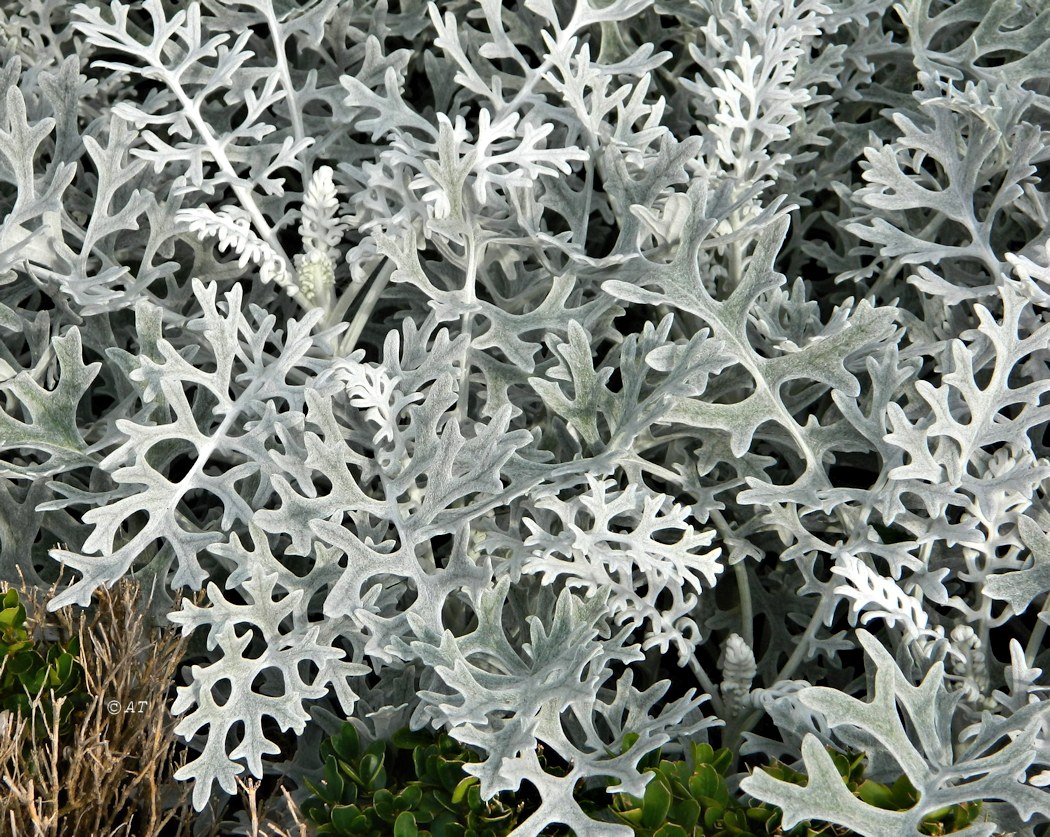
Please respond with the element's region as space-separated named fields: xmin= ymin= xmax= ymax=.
xmin=234 ymin=777 xmax=310 ymax=837
xmin=0 ymin=575 xmax=195 ymax=836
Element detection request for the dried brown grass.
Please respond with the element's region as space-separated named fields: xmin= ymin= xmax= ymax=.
xmin=0 ymin=574 xmax=194 ymax=835
xmin=0 ymin=574 xmax=310 ymax=837
xmin=233 ymin=778 xmax=310 ymax=837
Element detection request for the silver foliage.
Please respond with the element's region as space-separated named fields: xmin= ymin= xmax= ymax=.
xmin=0 ymin=0 xmax=1047 ymax=832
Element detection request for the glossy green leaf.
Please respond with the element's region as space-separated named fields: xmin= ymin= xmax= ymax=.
xmin=855 ymin=780 xmax=896 ymax=810
xmin=452 ymin=775 xmax=478 ymax=805
xmin=641 ymin=776 xmax=673 ymax=829
xmin=394 ymin=811 xmax=418 ymax=837
xmin=688 ymin=764 xmax=722 ymax=800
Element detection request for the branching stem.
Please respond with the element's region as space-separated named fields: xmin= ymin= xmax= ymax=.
xmin=169 ymin=84 xmax=294 ymax=274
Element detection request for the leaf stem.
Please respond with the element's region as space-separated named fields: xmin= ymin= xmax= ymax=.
xmin=722 ymin=707 xmax=763 ymax=764
xmin=262 ymin=9 xmax=305 ymax=145
xmin=339 ymin=259 xmax=394 ymax=356
xmin=167 ymin=81 xmax=295 ymax=281
xmin=578 ymin=157 xmax=594 ymax=248
xmin=688 ymin=654 xmax=725 ymax=717
xmin=734 ymin=563 xmax=754 ymax=650
xmin=328 ymin=259 xmax=390 ymax=330
xmin=1025 ymin=597 xmax=1049 ymax=668
xmin=773 ymin=597 xmax=829 ymax=684
xmin=708 ymin=509 xmax=753 ymax=649
xmin=456 ymin=229 xmax=480 ymax=421
xmin=722 ymin=599 xmax=832 ymax=760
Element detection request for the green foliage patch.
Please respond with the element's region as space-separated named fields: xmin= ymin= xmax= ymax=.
xmin=303 ymin=724 xmax=985 ymax=837
xmin=301 ymin=722 xmax=526 ymax=837
xmin=0 ymin=587 xmax=89 ymax=741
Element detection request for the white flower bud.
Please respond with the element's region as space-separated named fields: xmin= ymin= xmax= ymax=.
xmin=720 ymin=633 xmax=756 ymax=715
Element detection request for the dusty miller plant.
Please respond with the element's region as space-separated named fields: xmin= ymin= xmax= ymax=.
xmin=0 ymin=0 xmax=1049 ymax=834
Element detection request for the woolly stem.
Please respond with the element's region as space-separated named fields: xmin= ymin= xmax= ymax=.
xmin=688 ymin=654 xmax=725 ymax=718
xmin=634 ymin=429 xmax=711 ymax=453
xmin=168 ymin=84 xmax=294 ymax=276
xmin=1026 ymin=596 xmax=1049 ymax=668
xmin=722 ymin=599 xmax=832 ymax=762
xmin=339 ymin=259 xmax=394 ymax=355
xmin=774 ymin=596 xmax=828 ymax=684
xmin=456 ymin=229 xmax=480 ymax=422
xmin=728 ymin=235 xmax=743 ymax=290
xmin=328 ymin=260 xmax=391 ymax=331
xmin=734 ymin=562 xmax=754 ymax=650
xmin=864 ymin=255 xmax=906 ymax=302
xmin=262 ymin=7 xmax=305 ymax=145
xmin=578 ymin=156 xmax=594 ymax=249
xmin=722 ymin=707 xmax=764 ymax=766
xmin=499 ymin=54 xmax=555 ymax=116
xmin=708 ymin=509 xmax=753 ymax=649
